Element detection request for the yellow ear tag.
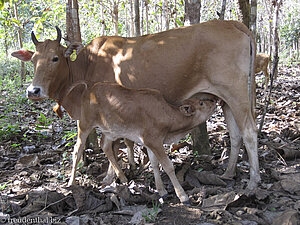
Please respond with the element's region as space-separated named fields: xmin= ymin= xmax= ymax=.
xmin=70 ymin=50 xmax=77 ymax=61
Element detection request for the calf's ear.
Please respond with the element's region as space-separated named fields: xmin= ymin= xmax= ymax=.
xmin=179 ymin=105 xmax=195 ymax=116
xmin=11 ymin=49 xmax=34 ymax=61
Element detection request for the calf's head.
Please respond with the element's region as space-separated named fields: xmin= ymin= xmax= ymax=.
xmin=11 ymin=27 xmax=83 ymax=101
xmin=180 ymin=98 xmax=216 ymax=121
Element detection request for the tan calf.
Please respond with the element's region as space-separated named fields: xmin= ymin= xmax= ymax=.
xmin=66 ymin=82 xmax=216 ymax=204
xmin=255 ymin=53 xmax=270 ymax=90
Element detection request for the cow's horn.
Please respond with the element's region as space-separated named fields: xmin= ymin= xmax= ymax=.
xmin=31 ymin=31 xmax=39 ymax=45
xmin=55 ymin=26 xmax=62 ymax=43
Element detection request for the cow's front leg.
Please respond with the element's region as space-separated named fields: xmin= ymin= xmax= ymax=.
xmin=68 ymin=120 xmax=90 ymax=186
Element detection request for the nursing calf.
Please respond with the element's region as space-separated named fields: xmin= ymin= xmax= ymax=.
xmin=67 ymin=82 xmax=217 ymax=204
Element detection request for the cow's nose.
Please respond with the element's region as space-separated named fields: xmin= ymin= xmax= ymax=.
xmin=27 ymin=87 xmax=41 ymax=98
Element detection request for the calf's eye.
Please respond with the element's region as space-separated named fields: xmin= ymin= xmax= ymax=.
xmin=52 ymin=56 xmax=59 ymax=62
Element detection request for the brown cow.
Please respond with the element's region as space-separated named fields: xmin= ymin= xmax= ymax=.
xmin=63 ymin=81 xmax=216 ymax=203
xmin=12 ymin=20 xmax=260 ymax=196
xmin=255 ymin=53 xmax=270 ymax=90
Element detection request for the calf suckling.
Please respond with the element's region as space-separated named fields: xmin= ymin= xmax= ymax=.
xmin=65 ymin=81 xmax=217 ymax=204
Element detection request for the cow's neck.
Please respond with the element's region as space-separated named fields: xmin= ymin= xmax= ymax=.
xmin=57 ymin=52 xmax=89 ymax=120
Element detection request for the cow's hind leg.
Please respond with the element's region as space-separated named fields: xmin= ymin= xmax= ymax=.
xmin=68 ymin=120 xmax=92 ymax=186
xmin=229 ymin=103 xmax=261 ymax=190
xmin=222 ymin=103 xmax=242 ymax=179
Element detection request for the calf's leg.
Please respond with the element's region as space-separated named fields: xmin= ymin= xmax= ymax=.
xmin=68 ymin=120 xmax=91 ymax=186
xmin=263 ymin=69 xmax=270 ymax=91
xmin=147 ymin=149 xmax=168 ymax=197
xmin=102 ymin=139 xmax=120 ymax=184
xmin=145 ymin=140 xmax=189 ymax=204
xmin=124 ymin=139 xmax=136 ymax=170
xmin=101 ymin=136 xmax=128 ymax=183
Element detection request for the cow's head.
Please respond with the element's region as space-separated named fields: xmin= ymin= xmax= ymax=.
xmin=11 ymin=27 xmax=83 ymax=101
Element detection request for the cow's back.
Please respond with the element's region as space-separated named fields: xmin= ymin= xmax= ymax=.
xmin=84 ymin=20 xmax=254 ymax=105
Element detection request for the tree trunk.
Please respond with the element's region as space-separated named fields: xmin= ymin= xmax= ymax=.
xmin=130 ymin=0 xmax=135 ymax=36
xmin=13 ymin=1 xmax=25 ymax=81
xmin=162 ymin=0 xmax=169 ymax=31
xmin=272 ymin=0 xmax=282 ymax=79
xmin=219 ymin=0 xmax=227 ymax=20
xmin=238 ymin=0 xmax=250 ymax=28
xmin=66 ymin=0 xmax=81 ymax=43
xmin=145 ymin=0 xmax=149 ymax=34
xmin=113 ymin=1 xmax=119 ymax=36
xmin=249 ymin=0 xmax=257 ymax=37
xmin=184 ymin=0 xmax=210 ymax=155
xmin=134 ymin=0 xmax=140 ymax=36
xmin=140 ymin=0 xmax=143 ymax=35
xmin=184 ymin=0 xmax=201 ymax=26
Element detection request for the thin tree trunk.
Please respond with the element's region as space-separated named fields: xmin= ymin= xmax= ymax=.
xmin=100 ymin=0 xmax=106 ymax=36
xmin=140 ymin=0 xmax=143 ymax=35
xmin=145 ymin=0 xmax=149 ymax=34
xmin=134 ymin=0 xmax=140 ymax=36
xmin=272 ymin=0 xmax=281 ymax=79
xmin=219 ymin=0 xmax=226 ymax=20
xmin=66 ymin=0 xmax=81 ymax=43
xmin=238 ymin=0 xmax=250 ymax=28
xmin=130 ymin=0 xmax=135 ymax=36
xmin=162 ymin=0 xmax=169 ymax=31
xmin=184 ymin=0 xmax=201 ymax=26
xmin=13 ymin=1 xmax=25 ymax=81
xmin=113 ymin=1 xmax=119 ymax=36
xmin=174 ymin=0 xmax=178 ymax=27
xmin=250 ymin=0 xmax=257 ymax=37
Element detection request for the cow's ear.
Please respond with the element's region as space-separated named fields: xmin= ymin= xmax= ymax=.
xmin=11 ymin=50 xmax=34 ymax=61
xmin=179 ymin=104 xmax=195 ymax=116
xmin=64 ymin=42 xmax=84 ymax=58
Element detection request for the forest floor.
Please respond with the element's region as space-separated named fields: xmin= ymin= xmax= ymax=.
xmin=0 ymin=65 xmax=299 ymax=225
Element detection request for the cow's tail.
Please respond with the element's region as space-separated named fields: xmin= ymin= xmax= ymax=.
xmin=234 ymin=22 xmax=256 ymax=119
xmin=53 ymin=81 xmax=88 ymax=118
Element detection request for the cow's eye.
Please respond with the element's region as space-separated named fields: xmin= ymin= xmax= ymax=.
xmin=52 ymin=56 xmax=59 ymax=62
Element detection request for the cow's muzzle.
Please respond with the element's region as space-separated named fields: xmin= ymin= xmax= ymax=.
xmin=26 ymin=86 xmax=42 ymax=100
